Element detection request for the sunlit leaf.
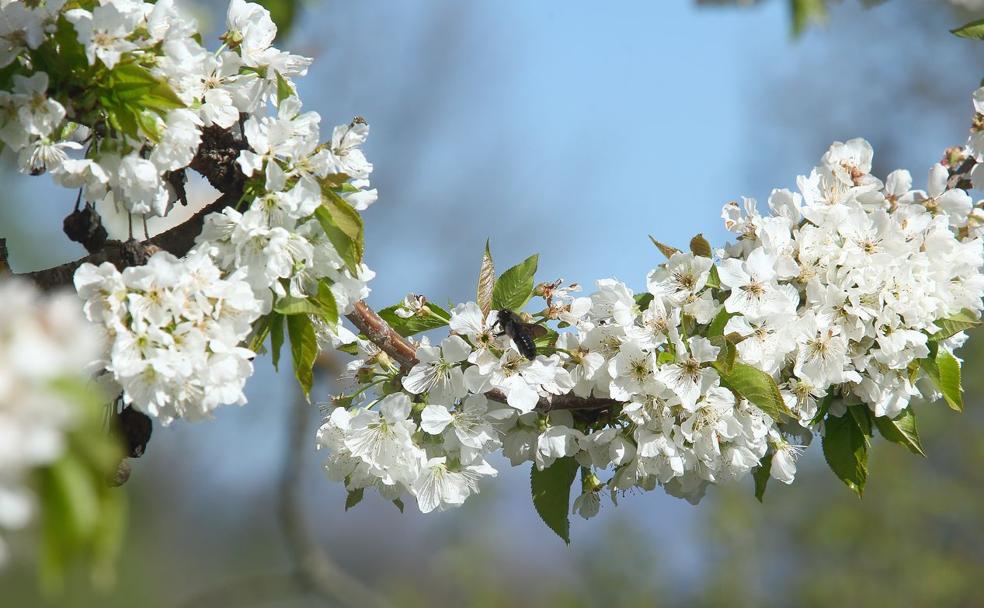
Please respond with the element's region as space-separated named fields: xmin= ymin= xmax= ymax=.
xmin=874 ymin=408 xmax=925 ymax=457
xmin=530 ymin=457 xmax=579 ymax=545
xmin=822 ymin=406 xmax=869 ymax=497
xmin=492 ymin=254 xmax=539 ymax=311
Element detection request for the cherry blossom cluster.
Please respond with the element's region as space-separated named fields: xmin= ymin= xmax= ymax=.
xmin=719 ymin=137 xmax=983 ymax=421
xmin=318 ymin=131 xmax=984 ymax=515
xmin=74 ymin=249 xmax=263 ymax=424
xmin=0 ymin=279 xmax=102 ymax=565
xmin=1 ymin=0 xmax=378 ymax=420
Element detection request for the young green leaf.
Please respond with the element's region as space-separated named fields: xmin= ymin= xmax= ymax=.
xmin=873 ymin=408 xmax=925 ymax=457
xmin=952 ymin=17 xmax=984 ymax=40
xmin=706 ymin=264 xmax=721 ymax=289
xmin=752 ymin=452 xmax=773 ymax=503
xmin=689 ymin=233 xmax=712 ymax=258
xmin=274 ymin=296 xmax=325 ymax=316
xmin=530 ymin=457 xmax=579 ymax=545
xmin=822 ymin=407 xmax=869 ymax=497
xmin=634 ymin=292 xmax=654 ymax=310
xmin=920 ymin=349 xmax=963 ymax=411
xmin=649 ymin=236 xmax=679 ymax=259
xmin=935 ymin=350 xmax=963 ymax=412
xmin=492 ymin=254 xmax=539 ymax=311
xmin=929 ymin=309 xmax=981 ymax=341
xmin=345 ymin=488 xmax=364 ymax=511
xmin=275 ymin=70 xmax=294 ymax=105
xmin=477 ymin=239 xmax=495 ymax=317
xmin=715 ymin=362 xmax=792 ymax=421
xmin=706 ymin=307 xmax=734 ymax=338
xmin=315 ymin=280 xmax=340 ymax=326
xmin=316 ymin=190 xmax=365 ymax=274
xmin=287 ymin=315 xmax=318 ymax=399
xmin=378 ymin=302 xmax=451 ymax=337
xmin=270 ymin=313 xmax=285 ymax=372
xmin=790 ymin=0 xmax=827 ymax=37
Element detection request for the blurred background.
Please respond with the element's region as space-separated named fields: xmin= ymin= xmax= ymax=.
xmin=3 ymin=0 xmax=984 ymax=606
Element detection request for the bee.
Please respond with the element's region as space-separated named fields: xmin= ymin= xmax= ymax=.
xmin=495 ymin=309 xmax=547 ymax=359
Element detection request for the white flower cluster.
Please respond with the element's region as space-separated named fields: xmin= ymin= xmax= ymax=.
xmin=74 ymin=249 xmax=262 ymax=424
xmin=197 ymin=99 xmax=376 ymax=317
xmin=2 ymin=0 xmax=378 ymax=421
xmin=0 ymin=278 xmax=102 ymax=565
xmin=319 ymin=133 xmax=984 ymax=515
xmin=720 ymin=137 xmax=983 ymax=422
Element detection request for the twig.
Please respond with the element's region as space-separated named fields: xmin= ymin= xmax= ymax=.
xmin=343 ymin=300 xmax=622 ymax=413
xmin=176 ymin=571 xmax=304 ymax=608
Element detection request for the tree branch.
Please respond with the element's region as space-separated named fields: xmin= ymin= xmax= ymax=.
xmin=279 ymin=384 xmax=395 ymax=608
xmin=11 ymin=119 xmax=616 ymax=412
xmin=343 ymin=300 xmax=621 ymax=413
xmin=22 ymin=190 xmax=239 ymax=290
xmin=14 ymin=123 xmax=247 ymax=289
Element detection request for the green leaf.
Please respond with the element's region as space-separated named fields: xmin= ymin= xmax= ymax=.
xmin=920 ymin=349 xmax=963 ymax=412
xmin=790 ymin=0 xmax=827 ymax=37
xmin=710 ymin=336 xmax=737 ymax=375
xmin=848 ymin=403 xmax=873 ymax=437
xmin=874 ymin=408 xmax=925 ymax=457
xmin=706 ymin=307 xmax=734 ymax=338
xmin=935 ymin=350 xmax=963 ymax=412
xmin=706 ymin=264 xmax=721 ymax=289
xmin=752 ymin=452 xmax=773 ymax=503
xmin=89 ymin=489 xmax=126 ymax=588
xmin=634 ymin=292 xmax=654 ymax=310
xmin=42 ymin=458 xmax=100 ymax=545
xmin=492 ymin=254 xmax=539 ymax=311
xmin=530 ymin=457 xmax=579 ymax=545
xmin=392 ymin=498 xmax=405 ymax=513
xmin=952 ymin=17 xmax=984 ymax=40
xmin=135 ymin=109 xmax=163 ymax=143
xmin=689 ymin=233 xmax=712 ymax=258
xmin=36 ymin=380 xmax=126 ymax=590
xmin=274 ymin=297 xmax=326 ymax=316
xmin=649 ymin=236 xmax=679 ymax=259
xmin=315 ymin=280 xmax=339 ymax=326
xmin=270 ymin=313 xmax=285 ymax=372
xmin=345 ymin=488 xmax=364 ymax=511
xmin=929 ymin=310 xmax=981 ymax=341
xmin=275 ymin=70 xmax=294 ymax=105
xmin=263 ymin=0 xmax=299 ymax=38
xmin=275 ymin=288 xmax=338 ymax=326
xmin=247 ymin=314 xmax=275 ymax=353
xmin=810 ymin=391 xmax=836 ymax=426
xmin=477 ymin=239 xmax=495 ymax=317
xmin=715 ymin=362 xmax=792 ymax=422
xmin=287 ymin=315 xmax=318 ymax=399
xmin=378 ymin=302 xmax=450 ymax=337
xmin=104 ymin=101 xmax=139 ymax=139
xmin=316 ymin=190 xmax=365 ymax=275
xmin=822 ymin=406 xmax=869 ymax=497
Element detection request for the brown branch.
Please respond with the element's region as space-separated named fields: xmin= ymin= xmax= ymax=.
xmin=23 ymin=190 xmax=240 ymax=290
xmin=10 ymin=119 xmax=615 ymax=412
xmin=344 ymin=300 xmax=621 ymax=413
xmin=15 ymin=124 xmax=247 ymax=289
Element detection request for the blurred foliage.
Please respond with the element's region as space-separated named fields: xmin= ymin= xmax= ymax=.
xmin=256 ymin=0 xmax=301 ymax=40
xmin=35 ymin=380 xmax=126 ymax=594
xmin=697 ymin=0 xmax=984 ymax=37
